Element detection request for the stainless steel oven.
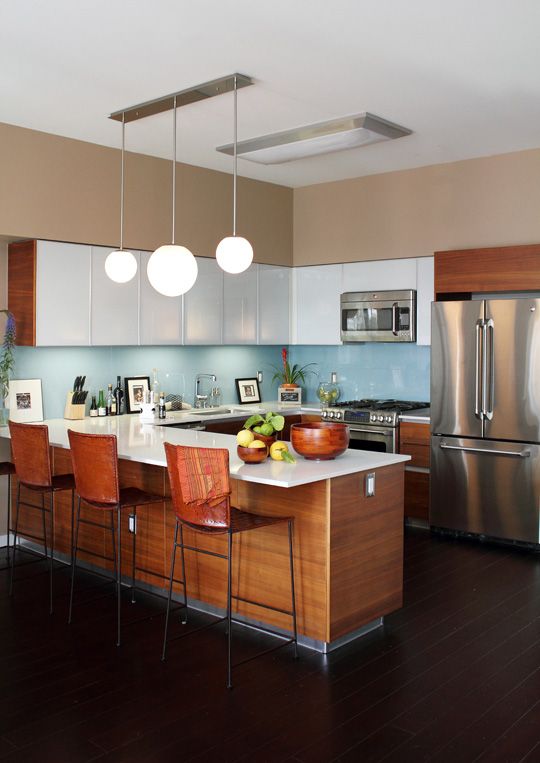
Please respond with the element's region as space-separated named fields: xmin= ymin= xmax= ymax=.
xmin=348 ymin=424 xmax=397 ymax=453
xmin=340 ymin=290 xmax=416 ymax=343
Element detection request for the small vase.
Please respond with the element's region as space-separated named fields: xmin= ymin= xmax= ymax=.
xmin=0 ymin=402 xmax=8 ymax=427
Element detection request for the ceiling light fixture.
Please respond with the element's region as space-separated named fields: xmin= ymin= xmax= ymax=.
xmin=217 ymin=112 xmax=412 ymax=165
xmin=105 ymin=112 xmax=138 ymax=283
xmin=146 ymin=96 xmax=198 ymax=297
xmin=216 ymin=75 xmax=253 ymax=275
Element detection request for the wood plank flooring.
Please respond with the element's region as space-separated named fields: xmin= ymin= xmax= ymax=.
xmin=0 ymin=528 xmax=539 ymax=762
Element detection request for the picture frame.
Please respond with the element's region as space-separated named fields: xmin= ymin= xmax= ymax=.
xmin=124 ymin=376 xmax=150 ymax=414
xmin=235 ymin=377 xmax=261 ymax=404
xmin=6 ymin=379 xmax=44 ymax=423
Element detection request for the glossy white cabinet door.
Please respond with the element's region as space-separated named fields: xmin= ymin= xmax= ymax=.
xmin=90 ymin=246 xmax=140 ymax=345
xmin=342 ymin=258 xmax=417 ymax=292
xmin=184 ymin=257 xmax=223 ymax=344
xmin=139 ymin=251 xmax=183 ymax=345
xmin=36 ymin=241 xmax=91 ymax=346
xmin=223 ymin=266 xmax=258 ymax=345
xmin=258 ymin=265 xmax=290 ymax=344
xmin=416 ymin=256 xmax=434 ymax=346
xmin=293 ymin=264 xmax=342 ymax=344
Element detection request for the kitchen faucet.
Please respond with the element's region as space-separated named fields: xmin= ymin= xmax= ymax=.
xmin=194 ymin=373 xmax=217 ymax=408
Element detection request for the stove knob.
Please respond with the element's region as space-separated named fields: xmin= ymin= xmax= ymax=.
xmin=321 ymin=410 xmax=327 ymax=419
xmin=328 ymin=411 xmax=334 ymax=419
xmin=378 ymin=415 xmax=384 ymax=422
xmin=370 ymin=414 xmax=377 ymax=422
xmin=335 ymin=411 xmax=342 ymax=420
xmin=385 ymin=415 xmax=392 ymax=423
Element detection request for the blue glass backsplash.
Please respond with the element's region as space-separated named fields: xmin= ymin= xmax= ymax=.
xmin=13 ymin=343 xmax=430 ymax=419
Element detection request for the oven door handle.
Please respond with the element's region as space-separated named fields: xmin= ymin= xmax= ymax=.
xmin=349 ymin=426 xmax=394 ymax=437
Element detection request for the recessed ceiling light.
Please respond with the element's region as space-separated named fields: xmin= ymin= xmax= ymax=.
xmin=217 ymin=112 xmax=412 ymax=165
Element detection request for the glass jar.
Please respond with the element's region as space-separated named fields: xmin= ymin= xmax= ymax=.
xmin=317 ymin=382 xmax=341 ymax=406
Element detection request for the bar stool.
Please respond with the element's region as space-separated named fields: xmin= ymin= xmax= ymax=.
xmin=0 ymin=461 xmax=16 ymax=571
xmin=162 ymin=442 xmax=298 ymax=689
xmin=8 ymin=421 xmax=75 ymax=613
xmin=67 ymin=429 xmax=162 ymax=646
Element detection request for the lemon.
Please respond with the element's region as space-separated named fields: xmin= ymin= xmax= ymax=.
xmin=270 ymin=441 xmax=289 ymax=461
xmin=248 ymin=440 xmax=267 ymax=449
xmin=237 ymin=429 xmax=255 ymax=447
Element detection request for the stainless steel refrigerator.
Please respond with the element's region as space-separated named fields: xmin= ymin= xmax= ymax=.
xmin=430 ymin=298 xmax=540 ymax=545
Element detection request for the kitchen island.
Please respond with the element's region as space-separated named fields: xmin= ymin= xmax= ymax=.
xmin=1 ymin=416 xmax=409 ymax=651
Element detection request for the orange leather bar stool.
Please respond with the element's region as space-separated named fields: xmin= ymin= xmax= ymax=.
xmin=8 ymin=421 xmax=75 ymax=613
xmin=0 ymin=460 xmax=16 ymax=571
xmin=67 ymin=430 xmax=162 ymax=647
xmin=162 ymin=443 xmax=298 ymax=689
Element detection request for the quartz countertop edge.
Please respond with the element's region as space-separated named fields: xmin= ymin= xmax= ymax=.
xmin=0 ymin=416 xmax=410 ymax=489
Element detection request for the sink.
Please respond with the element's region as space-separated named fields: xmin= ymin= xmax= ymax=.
xmin=189 ymin=407 xmax=231 ymax=416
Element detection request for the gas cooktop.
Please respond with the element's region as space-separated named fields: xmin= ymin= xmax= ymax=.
xmin=321 ymin=399 xmax=429 ymax=426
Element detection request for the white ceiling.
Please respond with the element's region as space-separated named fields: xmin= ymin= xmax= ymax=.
xmin=1 ymin=0 xmax=540 ymax=188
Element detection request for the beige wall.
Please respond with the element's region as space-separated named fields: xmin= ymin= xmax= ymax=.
xmin=0 ymin=122 xmax=293 ymax=265
xmin=293 ymin=148 xmax=540 ymax=265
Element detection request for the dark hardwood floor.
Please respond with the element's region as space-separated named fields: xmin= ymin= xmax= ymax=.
xmin=0 ymin=528 xmax=539 ymax=762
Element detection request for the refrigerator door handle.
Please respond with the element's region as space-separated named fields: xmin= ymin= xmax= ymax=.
xmin=475 ymin=320 xmax=484 ymax=419
xmin=440 ymin=443 xmax=531 ymax=458
xmin=484 ymin=318 xmax=495 ymax=420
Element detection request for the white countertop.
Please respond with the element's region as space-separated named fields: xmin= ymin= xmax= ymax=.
xmin=0 ymin=414 xmax=409 ymax=489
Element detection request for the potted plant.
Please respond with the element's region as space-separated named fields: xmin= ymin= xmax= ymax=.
xmin=242 ymin=411 xmax=285 ymax=446
xmin=271 ymin=347 xmax=316 ymax=388
xmin=0 ymin=310 xmax=16 ymax=426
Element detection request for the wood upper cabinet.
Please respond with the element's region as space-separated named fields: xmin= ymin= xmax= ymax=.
xmin=435 ymin=244 xmax=540 ymax=297
xmin=90 ymin=246 xmax=140 ymax=345
xmin=8 ymin=240 xmax=36 ymax=346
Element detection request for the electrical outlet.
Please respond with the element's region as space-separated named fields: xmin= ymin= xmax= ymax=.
xmin=128 ymin=514 xmax=137 ymax=533
xmin=365 ymin=472 xmax=376 ymax=497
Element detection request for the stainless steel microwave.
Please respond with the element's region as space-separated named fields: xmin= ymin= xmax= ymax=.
xmin=340 ymin=290 xmax=416 ymax=342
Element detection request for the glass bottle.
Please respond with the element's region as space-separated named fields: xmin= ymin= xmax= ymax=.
xmin=97 ymin=389 xmax=106 ymax=416
xmin=158 ymin=391 xmax=166 ymax=419
xmin=106 ymin=384 xmax=113 ymax=416
xmin=89 ymin=395 xmax=98 ymax=417
xmin=114 ymin=376 xmax=123 ymax=415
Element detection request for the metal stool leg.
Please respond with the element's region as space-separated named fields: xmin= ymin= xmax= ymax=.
xmin=179 ymin=524 xmax=187 ymax=625
xmin=161 ymin=521 xmax=179 ymax=661
xmin=41 ymin=493 xmax=48 ymax=561
xmin=5 ymin=473 xmax=11 ymax=565
xmin=49 ymin=492 xmax=54 ymax=615
xmin=9 ymin=483 xmax=21 ymax=596
xmin=70 ymin=489 xmax=75 ymax=569
xmin=227 ymin=530 xmax=233 ymax=690
xmin=116 ymin=504 xmax=122 ymax=647
xmin=68 ymin=497 xmax=81 ymax=624
xmin=288 ymin=520 xmax=298 ymax=659
xmin=131 ymin=507 xmax=137 ymax=604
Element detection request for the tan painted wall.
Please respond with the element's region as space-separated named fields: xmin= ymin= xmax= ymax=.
xmin=0 ymin=122 xmax=293 ymax=265
xmin=293 ymin=148 xmax=540 ymax=265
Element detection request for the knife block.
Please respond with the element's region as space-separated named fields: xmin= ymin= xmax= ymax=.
xmin=64 ymin=392 xmax=86 ymax=420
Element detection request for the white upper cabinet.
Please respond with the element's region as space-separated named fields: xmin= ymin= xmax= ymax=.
xmin=139 ymin=251 xmax=183 ymax=345
xmin=258 ymin=265 xmax=290 ymax=345
xmin=184 ymin=257 xmax=223 ymax=345
xmin=90 ymin=246 xmax=140 ymax=345
xmin=416 ymin=256 xmax=434 ymax=346
xmin=36 ymin=241 xmax=91 ymax=346
xmin=292 ymin=264 xmax=343 ymax=345
xmin=223 ymin=265 xmax=258 ymax=345
xmin=342 ymin=258 xmax=417 ymax=292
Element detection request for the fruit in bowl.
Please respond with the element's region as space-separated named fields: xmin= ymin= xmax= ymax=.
xmin=317 ymin=382 xmax=340 ymax=405
xmin=240 ymin=411 xmax=285 ymax=447
xmin=237 ymin=440 xmax=268 ymax=464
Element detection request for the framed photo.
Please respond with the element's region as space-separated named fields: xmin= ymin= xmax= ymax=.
xmin=235 ymin=378 xmax=261 ymax=404
xmin=125 ymin=376 xmax=150 ymax=413
xmin=6 ymin=379 xmax=44 ymax=423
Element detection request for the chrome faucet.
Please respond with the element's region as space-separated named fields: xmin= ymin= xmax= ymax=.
xmin=194 ymin=373 xmax=216 ymax=408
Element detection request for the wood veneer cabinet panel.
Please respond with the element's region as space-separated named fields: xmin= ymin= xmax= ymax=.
xmin=8 ymin=239 xmax=36 ymax=346
xmin=404 ymin=470 xmax=429 ymax=521
xmin=435 ymin=245 xmax=540 ymax=296
xmin=399 ymin=422 xmax=430 ymax=468
xmin=329 ymin=465 xmax=404 ymax=641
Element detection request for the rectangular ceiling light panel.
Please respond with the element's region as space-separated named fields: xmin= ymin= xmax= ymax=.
xmin=217 ymin=112 xmax=412 ymax=164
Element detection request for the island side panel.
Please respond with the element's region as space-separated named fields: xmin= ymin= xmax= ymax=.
xmin=329 ymin=464 xmax=404 ymax=642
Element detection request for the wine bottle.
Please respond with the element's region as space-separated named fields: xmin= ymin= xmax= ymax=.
xmin=97 ymin=389 xmax=106 ymax=417
xmin=114 ymin=376 xmax=123 ymax=415
xmin=106 ymin=384 xmax=114 ymax=416
xmin=89 ymin=395 xmax=98 ymax=417
xmin=158 ymin=391 xmax=166 ymax=419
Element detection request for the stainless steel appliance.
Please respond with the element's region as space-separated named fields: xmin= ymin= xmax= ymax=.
xmin=431 ymin=298 xmax=540 ymax=545
xmin=340 ymin=290 xmax=417 ymax=343
xmin=321 ymin=399 xmax=429 ymax=453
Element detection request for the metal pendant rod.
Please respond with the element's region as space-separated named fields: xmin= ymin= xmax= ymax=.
xmin=233 ymin=75 xmax=237 ymax=237
xmin=172 ymin=96 xmax=177 ymax=245
xmin=119 ymin=113 xmax=125 ymax=251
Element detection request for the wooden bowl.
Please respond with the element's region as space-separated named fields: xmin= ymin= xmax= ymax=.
xmin=247 ymin=431 xmax=276 ymax=447
xmin=290 ymin=422 xmax=350 ymax=460
xmin=237 ymin=444 xmax=268 ymax=464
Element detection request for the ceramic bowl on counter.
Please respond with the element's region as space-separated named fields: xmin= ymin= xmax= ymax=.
xmin=237 ymin=444 xmax=268 ymax=464
xmin=290 ymin=422 xmax=350 ymax=460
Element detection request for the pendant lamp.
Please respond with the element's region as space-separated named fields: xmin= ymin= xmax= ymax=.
xmin=105 ymin=113 xmax=138 ymax=283
xmin=147 ymin=96 xmax=198 ymax=297
xmin=216 ymin=75 xmax=253 ymax=274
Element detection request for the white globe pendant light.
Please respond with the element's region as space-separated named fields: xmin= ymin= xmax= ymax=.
xmin=147 ymin=96 xmax=198 ymax=297
xmin=216 ymin=75 xmax=253 ymax=274
xmin=105 ymin=112 xmax=138 ymax=283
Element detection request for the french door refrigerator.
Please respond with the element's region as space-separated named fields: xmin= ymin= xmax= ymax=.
xmin=430 ymin=298 xmax=540 ymax=545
